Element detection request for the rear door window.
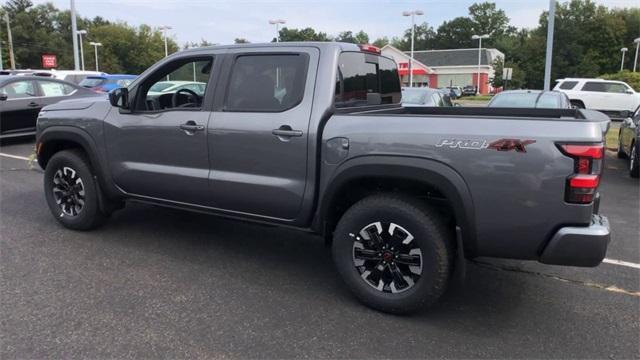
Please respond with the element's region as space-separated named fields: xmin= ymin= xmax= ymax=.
xmin=0 ymin=81 xmax=36 ymax=99
xmin=225 ymin=54 xmax=309 ymax=112
xmin=38 ymin=81 xmax=75 ymax=97
xmin=335 ymin=52 xmax=401 ymax=108
xmin=559 ymin=81 xmax=578 ymax=90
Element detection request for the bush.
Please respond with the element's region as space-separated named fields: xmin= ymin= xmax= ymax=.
xmin=600 ymin=71 xmax=640 ymax=91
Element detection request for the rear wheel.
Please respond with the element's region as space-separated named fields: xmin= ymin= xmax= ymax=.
xmin=630 ymin=142 xmax=639 ymax=178
xmin=332 ymin=194 xmax=453 ymax=314
xmin=44 ymin=150 xmax=106 ymax=230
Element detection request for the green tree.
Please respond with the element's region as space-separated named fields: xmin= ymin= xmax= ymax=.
xmin=276 ymin=27 xmax=330 ymax=42
xmin=372 ymin=37 xmax=390 ymax=48
xmin=392 ymin=22 xmax=436 ymax=51
xmin=234 ymin=38 xmax=250 ymax=44
xmin=490 ymin=57 xmax=525 ymax=89
xmin=468 ymin=2 xmax=511 ymax=37
xmin=1 ymin=0 xmax=178 ymax=73
xmin=433 ymin=17 xmax=475 ymax=48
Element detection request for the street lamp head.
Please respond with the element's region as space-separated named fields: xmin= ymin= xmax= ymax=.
xmin=269 ymin=19 xmax=286 ymax=25
xmin=402 ymin=10 xmax=423 ymax=16
xmin=77 ymin=30 xmax=87 ymax=35
xmin=158 ymin=25 xmax=172 ymax=31
xmin=621 ymin=47 xmax=628 ymax=52
xmin=472 ymin=34 xmax=490 ymax=40
xmin=89 ymin=42 xmax=102 ymax=46
xmin=634 ymin=38 xmax=640 ymax=44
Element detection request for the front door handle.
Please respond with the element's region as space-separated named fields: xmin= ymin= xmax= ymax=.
xmin=28 ymin=102 xmax=40 ymax=107
xmin=272 ymin=125 xmax=303 ymax=138
xmin=180 ymin=121 xmax=205 ymax=134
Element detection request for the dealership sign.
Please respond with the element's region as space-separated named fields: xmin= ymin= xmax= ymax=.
xmin=41 ymin=54 xmax=57 ymax=68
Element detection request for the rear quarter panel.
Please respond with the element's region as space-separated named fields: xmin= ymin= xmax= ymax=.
xmin=322 ymin=114 xmax=604 ymax=260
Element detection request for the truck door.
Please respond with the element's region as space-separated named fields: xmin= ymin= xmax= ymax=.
xmin=103 ymin=55 xmax=217 ymax=206
xmin=208 ymin=47 xmax=319 ymax=221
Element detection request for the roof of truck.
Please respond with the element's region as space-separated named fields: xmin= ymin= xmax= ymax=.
xmin=181 ymin=41 xmax=361 ymax=53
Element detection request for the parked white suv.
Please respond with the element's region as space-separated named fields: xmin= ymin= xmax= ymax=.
xmin=554 ymin=78 xmax=640 ymax=119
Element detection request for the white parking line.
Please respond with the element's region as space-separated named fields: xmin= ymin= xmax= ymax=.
xmin=0 ymin=152 xmax=31 ymax=161
xmin=603 ymin=258 xmax=640 ymax=270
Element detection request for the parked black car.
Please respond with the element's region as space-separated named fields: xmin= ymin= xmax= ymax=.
xmin=0 ymin=76 xmax=99 ymax=139
xmin=462 ymin=85 xmax=477 ymax=96
xmin=618 ymin=106 xmax=639 ymax=178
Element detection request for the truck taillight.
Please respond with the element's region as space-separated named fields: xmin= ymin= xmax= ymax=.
xmin=558 ymin=143 xmax=604 ymax=204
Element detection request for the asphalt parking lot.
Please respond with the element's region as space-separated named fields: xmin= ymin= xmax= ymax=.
xmin=1 ymin=137 xmax=638 ymax=359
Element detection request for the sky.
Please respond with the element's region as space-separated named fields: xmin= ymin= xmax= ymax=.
xmin=32 ymin=0 xmax=634 ymax=46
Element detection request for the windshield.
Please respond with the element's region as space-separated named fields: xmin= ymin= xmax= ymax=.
xmin=402 ymin=89 xmax=433 ymax=105
xmin=149 ymin=82 xmax=174 ymax=92
xmin=79 ymin=77 xmax=105 ymax=88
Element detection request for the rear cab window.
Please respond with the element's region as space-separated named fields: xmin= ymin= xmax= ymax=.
xmin=335 ymin=52 xmax=401 ymax=108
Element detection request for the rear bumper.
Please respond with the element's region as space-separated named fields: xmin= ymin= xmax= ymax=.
xmin=539 ymin=214 xmax=610 ymax=267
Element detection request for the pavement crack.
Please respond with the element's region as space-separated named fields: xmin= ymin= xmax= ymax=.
xmin=470 ymin=260 xmax=640 ymax=297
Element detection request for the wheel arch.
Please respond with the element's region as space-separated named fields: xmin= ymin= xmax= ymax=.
xmin=37 ymin=126 xmax=121 ymax=200
xmin=315 ymin=156 xmax=477 ymax=257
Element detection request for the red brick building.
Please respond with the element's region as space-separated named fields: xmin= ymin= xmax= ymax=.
xmin=381 ymin=44 xmax=504 ymax=95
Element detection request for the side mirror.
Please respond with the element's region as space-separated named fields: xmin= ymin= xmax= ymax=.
xmin=620 ymin=110 xmax=631 ymax=119
xmin=0 ymin=93 xmax=7 ymax=101
xmin=109 ymin=87 xmax=129 ymax=109
xmin=625 ymin=89 xmax=634 ymax=94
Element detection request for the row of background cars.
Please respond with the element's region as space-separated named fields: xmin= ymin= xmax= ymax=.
xmin=0 ymin=68 xmax=207 ymax=140
xmin=401 ymin=78 xmax=640 ymax=178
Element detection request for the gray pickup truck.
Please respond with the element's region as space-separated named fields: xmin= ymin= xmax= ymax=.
xmin=36 ymin=42 xmax=611 ymax=314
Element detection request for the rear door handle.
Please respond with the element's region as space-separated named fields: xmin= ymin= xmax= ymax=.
xmin=179 ymin=121 xmax=205 ymax=133
xmin=272 ymin=125 xmax=303 ymax=138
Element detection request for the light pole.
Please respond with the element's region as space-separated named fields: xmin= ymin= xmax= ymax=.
xmin=3 ymin=13 xmax=15 ymax=70
xmin=159 ymin=25 xmax=172 ymax=57
xmin=543 ymin=0 xmax=556 ymax=91
xmin=634 ymin=38 xmax=640 ymax=72
xmin=77 ymin=30 xmax=87 ymax=71
xmin=71 ymin=0 xmax=79 ymax=70
xmin=268 ymin=19 xmax=286 ymax=43
xmin=472 ymin=34 xmax=489 ymax=95
xmin=620 ymin=47 xmax=628 ymax=72
xmin=89 ymin=42 xmax=102 ymax=71
xmin=402 ymin=10 xmax=423 ymax=87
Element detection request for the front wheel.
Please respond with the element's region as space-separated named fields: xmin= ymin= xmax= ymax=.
xmin=630 ymin=142 xmax=639 ymax=178
xmin=44 ymin=150 xmax=106 ymax=230
xmin=332 ymin=194 xmax=453 ymax=314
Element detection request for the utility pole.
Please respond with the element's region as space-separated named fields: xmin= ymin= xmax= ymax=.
xmin=0 ymin=24 xmax=3 ymax=71
xmin=71 ymin=0 xmax=80 ymax=70
xmin=4 ymin=13 xmax=15 ymax=69
xmin=543 ymin=0 xmax=556 ymax=91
